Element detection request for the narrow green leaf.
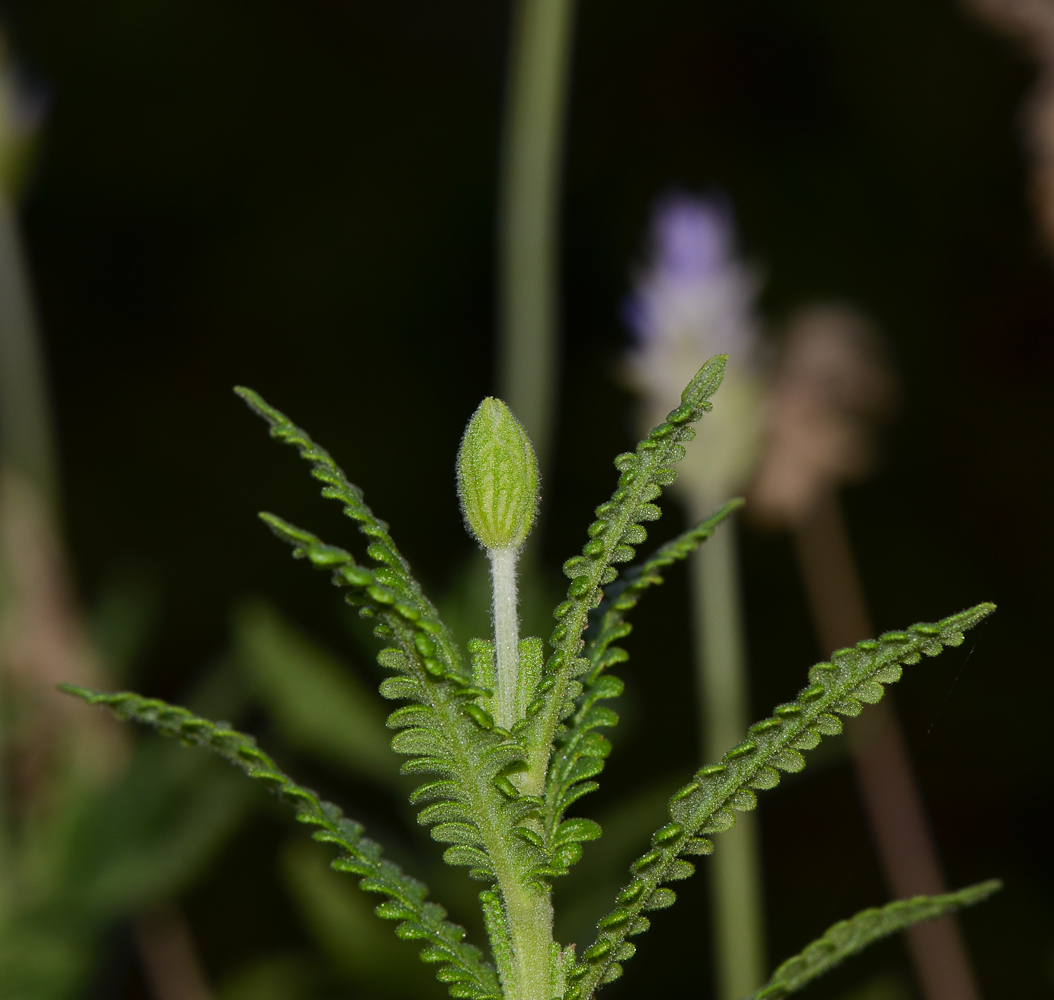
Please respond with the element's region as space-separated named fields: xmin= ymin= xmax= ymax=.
xmin=526 ymin=357 xmax=729 ymax=797
xmin=750 ymin=880 xmax=1002 ymax=999
xmin=237 ymin=390 xmax=548 ymax=905
xmin=58 ymin=685 xmax=501 ymax=1000
xmin=479 ymin=890 xmax=515 ymax=996
xmin=568 ymin=604 xmax=995 ymax=1000
xmin=235 ymin=387 xmax=414 ymax=577
xmin=541 ymin=499 xmax=742 ymax=868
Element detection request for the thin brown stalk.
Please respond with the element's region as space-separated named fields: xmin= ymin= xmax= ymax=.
xmin=794 ymin=492 xmax=981 ymax=1000
xmin=135 ymin=908 xmax=216 ymax=1000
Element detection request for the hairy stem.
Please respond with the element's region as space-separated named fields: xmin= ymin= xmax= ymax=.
xmin=489 ymin=546 xmax=521 ymax=730
xmin=503 ymin=882 xmax=554 ymax=1000
xmin=488 ymin=544 xmax=553 ymax=999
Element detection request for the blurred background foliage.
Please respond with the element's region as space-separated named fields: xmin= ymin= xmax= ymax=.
xmin=0 ymin=0 xmax=1051 ymax=997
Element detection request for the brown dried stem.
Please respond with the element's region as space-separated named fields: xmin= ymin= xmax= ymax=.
xmin=749 ymin=305 xmax=981 ymax=1000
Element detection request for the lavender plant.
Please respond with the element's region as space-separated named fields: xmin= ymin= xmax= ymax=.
xmin=61 ymin=357 xmax=998 ymax=1000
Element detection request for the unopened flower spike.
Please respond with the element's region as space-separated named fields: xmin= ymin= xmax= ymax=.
xmin=457 ymin=396 xmax=540 ymax=733
xmin=457 ymin=396 xmax=540 ymax=553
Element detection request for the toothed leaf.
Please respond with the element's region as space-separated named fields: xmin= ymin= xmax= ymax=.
xmin=568 ymin=604 xmax=995 ymax=999
xmin=235 ymin=390 xmax=547 ymax=892
xmin=540 ymin=498 xmax=742 ymax=875
xmin=750 ymin=881 xmax=1002 ymax=999
xmin=58 ymin=686 xmax=500 ymax=1000
xmin=523 ymin=357 xmax=730 ymax=804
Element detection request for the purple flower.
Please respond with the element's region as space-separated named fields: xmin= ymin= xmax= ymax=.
xmin=624 ymin=193 xmax=760 ymax=364
xmin=624 ymin=193 xmax=766 ymax=501
xmin=652 ymin=196 xmax=734 ymax=281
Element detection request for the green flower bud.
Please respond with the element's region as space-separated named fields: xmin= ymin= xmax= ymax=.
xmin=457 ymin=397 xmax=539 ymax=551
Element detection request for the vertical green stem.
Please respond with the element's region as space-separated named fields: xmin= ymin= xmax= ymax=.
xmin=504 ymin=883 xmax=555 ymax=1000
xmin=496 ymin=0 xmax=576 ymax=475
xmin=493 ymin=2 xmax=574 ymax=990
xmin=690 ymin=503 xmax=766 ymax=1000
xmin=488 ymin=545 xmax=521 ymax=730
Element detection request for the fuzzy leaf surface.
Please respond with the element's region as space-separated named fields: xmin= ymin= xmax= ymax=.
xmin=750 ymin=880 xmax=1002 ymax=999
xmin=523 ymin=357 xmax=728 ymax=799
xmin=236 ymin=390 xmax=546 ymax=906
xmin=58 ymin=685 xmax=502 ymax=1000
xmin=541 ymin=499 xmax=743 ymax=864
xmin=567 ymin=603 xmax=995 ymax=999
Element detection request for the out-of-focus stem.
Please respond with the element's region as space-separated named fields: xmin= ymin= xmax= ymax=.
xmin=134 ymin=908 xmax=215 ymax=1000
xmin=0 ymin=193 xmax=57 ymax=512
xmin=690 ymin=502 xmax=766 ymax=1000
xmin=0 ymin=485 xmax=10 ymax=884
xmin=0 ymin=169 xmax=214 ymax=1000
xmin=0 ymin=186 xmax=55 ymax=892
xmin=496 ymin=0 xmax=576 ymax=475
xmin=793 ymin=490 xmax=982 ymax=1000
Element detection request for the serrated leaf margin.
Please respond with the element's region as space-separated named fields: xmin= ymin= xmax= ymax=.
xmin=58 ymin=685 xmax=502 ymax=1000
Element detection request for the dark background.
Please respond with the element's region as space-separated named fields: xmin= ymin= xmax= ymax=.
xmin=5 ymin=0 xmax=1053 ymax=996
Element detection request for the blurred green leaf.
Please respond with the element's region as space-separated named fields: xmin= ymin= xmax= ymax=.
xmin=281 ymin=839 xmax=443 ymax=999
xmin=233 ymin=600 xmax=397 ymax=784
xmin=12 ymin=737 xmax=251 ymax=922
xmin=88 ymin=563 xmax=161 ymax=684
xmin=77 ymin=756 xmax=250 ymax=914
xmin=0 ymin=923 xmax=89 ymax=1000
xmin=836 ymin=974 xmax=913 ymax=1000
xmin=219 ymin=953 xmax=319 ymax=1000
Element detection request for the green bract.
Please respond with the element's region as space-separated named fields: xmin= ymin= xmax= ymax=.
xmin=457 ymin=397 xmax=539 ymax=551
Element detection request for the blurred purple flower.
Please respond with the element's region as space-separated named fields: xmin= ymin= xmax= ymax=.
xmin=650 ymin=197 xmax=733 ymax=282
xmin=623 ymin=193 xmax=760 ymax=366
xmin=624 ymin=192 xmax=766 ymax=501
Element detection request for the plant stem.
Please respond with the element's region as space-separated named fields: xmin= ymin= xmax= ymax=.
xmin=133 ymin=907 xmax=216 ymax=1000
xmin=489 ymin=546 xmax=521 ymax=731
xmin=486 ymin=545 xmax=554 ymax=998
xmin=0 ymin=193 xmax=58 ymax=512
xmin=503 ymin=882 xmax=554 ymax=1000
xmin=496 ymin=0 xmax=576 ymax=475
xmin=0 ymin=187 xmax=57 ymax=888
xmin=689 ymin=503 xmax=766 ymax=1000
xmin=490 ymin=7 xmax=574 ymax=989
